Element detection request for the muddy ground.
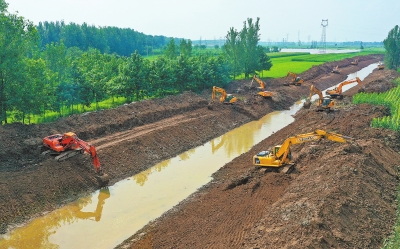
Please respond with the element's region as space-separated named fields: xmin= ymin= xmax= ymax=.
xmin=1 ymin=54 xmax=400 ymax=248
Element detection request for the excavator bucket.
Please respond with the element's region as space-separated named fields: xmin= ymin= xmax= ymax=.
xmin=303 ymin=100 xmax=311 ymax=109
xmin=280 ymin=164 xmax=295 ymax=174
xmin=95 ymin=173 xmax=110 ymax=188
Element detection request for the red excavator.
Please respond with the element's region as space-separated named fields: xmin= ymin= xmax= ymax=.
xmin=42 ymin=132 xmax=109 ymax=187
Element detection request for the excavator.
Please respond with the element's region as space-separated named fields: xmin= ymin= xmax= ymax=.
xmin=250 ymin=75 xmax=273 ymax=97
xmin=331 ymin=65 xmax=340 ymax=74
xmin=378 ymin=61 xmax=385 ymax=70
xmin=42 ymin=132 xmax=110 ymax=187
xmin=212 ymin=86 xmax=237 ymax=104
xmin=253 ymin=129 xmax=352 ymax=173
xmin=351 ymin=59 xmax=359 ymax=65
xmin=284 ymin=71 xmax=304 ymax=86
xmin=303 ymin=84 xmax=335 ymax=112
xmin=325 ymin=77 xmax=362 ymax=99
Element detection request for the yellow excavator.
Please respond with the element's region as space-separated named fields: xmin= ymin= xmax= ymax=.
xmin=284 ymin=71 xmax=304 ymax=86
xmin=253 ymin=129 xmax=352 ymax=173
xmin=212 ymin=86 xmax=237 ymax=104
xmin=331 ymin=65 xmax=340 ymax=74
xmin=250 ymin=75 xmax=273 ymax=97
xmin=325 ymin=77 xmax=362 ymax=99
xmin=351 ymin=59 xmax=359 ymax=65
xmin=303 ymin=84 xmax=335 ymax=112
xmin=378 ymin=61 xmax=385 ymax=70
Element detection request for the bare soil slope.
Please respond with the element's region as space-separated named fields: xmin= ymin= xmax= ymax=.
xmin=2 ymin=54 xmax=400 ymax=249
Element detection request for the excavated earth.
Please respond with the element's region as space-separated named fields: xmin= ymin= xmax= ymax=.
xmin=1 ymin=54 xmax=400 ymax=248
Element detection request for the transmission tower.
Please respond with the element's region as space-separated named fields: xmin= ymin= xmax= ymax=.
xmin=320 ymin=19 xmax=328 ymax=53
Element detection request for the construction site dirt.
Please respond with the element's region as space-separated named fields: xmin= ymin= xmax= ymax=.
xmin=1 ymin=54 xmax=400 ymax=248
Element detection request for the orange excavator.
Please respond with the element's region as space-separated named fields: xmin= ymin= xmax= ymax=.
xmin=378 ymin=61 xmax=384 ymax=70
xmin=212 ymin=86 xmax=237 ymax=104
xmin=351 ymin=59 xmax=359 ymax=65
xmin=284 ymin=71 xmax=304 ymax=86
xmin=331 ymin=65 xmax=340 ymax=74
xmin=325 ymin=77 xmax=362 ymax=99
xmin=303 ymin=84 xmax=335 ymax=112
xmin=42 ymin=132 xmax=110 ymax=187
xmin=250 ymin=75 xmax=273 ymax=97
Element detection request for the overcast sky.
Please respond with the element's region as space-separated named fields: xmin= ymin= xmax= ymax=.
xmin=5 ymin=0 xmax=399 ymax=43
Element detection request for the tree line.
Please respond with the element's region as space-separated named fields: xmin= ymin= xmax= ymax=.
xmin=1 ymin=0 xmax=273 ymax=125
xmin=37 ymin=21 xmax=173 ymax=57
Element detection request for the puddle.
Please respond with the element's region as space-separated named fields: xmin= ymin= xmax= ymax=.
xmin=0 ymin=63 xmax=378 ymax=249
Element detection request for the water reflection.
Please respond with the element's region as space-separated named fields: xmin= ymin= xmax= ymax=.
xmin=0 ymin=188 xmax=110 ymax=249
xmin=75 ymin=188 xmax=110 ymax=222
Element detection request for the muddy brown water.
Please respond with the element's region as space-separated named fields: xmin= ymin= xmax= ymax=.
xmin=0 ymin=63 xmax=378 ymax=249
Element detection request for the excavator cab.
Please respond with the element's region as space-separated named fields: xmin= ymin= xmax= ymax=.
xmin=318 ymin=97 xmax=335 ymax=112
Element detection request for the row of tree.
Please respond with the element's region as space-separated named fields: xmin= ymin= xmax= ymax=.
xmin=37 ymin=21 xmax=174 ymax=56
xmin=1 ymin=0 xmax=273 ymax=124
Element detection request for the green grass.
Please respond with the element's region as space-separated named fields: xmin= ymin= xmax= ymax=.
xmin=382 ymin=185 xmax=400 ymax=249
xmin=7 ymin=97 xmax=127 ymax=124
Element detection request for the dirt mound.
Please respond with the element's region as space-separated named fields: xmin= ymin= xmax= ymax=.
xmin=3 ymin=54 xmax=399 ymax=249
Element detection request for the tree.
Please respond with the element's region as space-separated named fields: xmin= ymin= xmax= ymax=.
xmin=223 ymin=27 xmax=242 ymax=79
xmin=118 ymin=51 xmax=148 ymax=102
xmin=0 ymin=1 xmax=38 ymax=123
xmin=240 ymin=17 xmax=262 ymax=78
xmin=383 ymin=25 xmax=400 ymax=70
xmin=164 ymin=38 xmax=177 ymax=59
xmin=179 ymin=39 xmax=192 ymax=57
xmin=223 ymin=17 xmax=271 ymax=79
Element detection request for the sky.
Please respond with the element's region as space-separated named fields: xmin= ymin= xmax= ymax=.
xmin=4 ymin=0 xmax=399 ymax=43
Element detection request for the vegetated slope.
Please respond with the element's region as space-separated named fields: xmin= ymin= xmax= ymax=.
xmin=117 ymin=62 xmax=400 ymax=248
xmin=0 ymin=54 xmax=385 ymax=240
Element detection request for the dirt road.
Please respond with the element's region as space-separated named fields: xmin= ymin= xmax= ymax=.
xmin=2 ymin=54 xmax=400 ymax=248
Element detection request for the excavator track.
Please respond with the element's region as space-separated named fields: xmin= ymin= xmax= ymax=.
xmin=279 ymin=164 xmax=295 ymax=174
xmin=55 ymin=149 xmax=83 ymax=162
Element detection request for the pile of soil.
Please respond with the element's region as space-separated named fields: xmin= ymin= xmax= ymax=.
xmin=2 ymin=54 xmax=400 ymax=249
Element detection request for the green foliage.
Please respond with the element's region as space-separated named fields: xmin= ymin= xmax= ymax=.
xmin=353 ymin=78 xmax=400 ymax=131
xmin=384 ymin=25 xmax=400 ymax=70
xmin=0 ymin=3 xmax=38 ymax=124
xmin=382 ymin=183 xmax=400 ymax=249
xmin=36 ymin=21 xmax=171 ymax=57
xmin=223 ymin=17 xmax=272 ymax=79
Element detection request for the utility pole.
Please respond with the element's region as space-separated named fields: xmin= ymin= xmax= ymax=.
xmin=320 ymin=19 xmax=328 ymax=53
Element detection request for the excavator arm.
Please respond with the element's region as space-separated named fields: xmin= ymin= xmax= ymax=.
xmin=326 ymin=77 xmax=362 ymax=98
xmin=212 ymin=86 xmax=237 ymax=104
xmin=275 ymin=129 xmax=348 ymax=159
xmin=42 ymin=132 xmax=109 ymax=187
xmin=253 ymin=129 xmax=352 ymax=171
xmin=284 ymin=71 xmax=304 ymax=86
xmin=250 ymin=75 xmax=273 ymax=98
xmin=251 ymin=75 xmax=266 ymax=89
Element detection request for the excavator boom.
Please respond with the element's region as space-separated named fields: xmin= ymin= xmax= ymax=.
xmin=212 ymin=86 xmax=237 ymax=104
xmin=325 ymin=77 xmax=362 ymax=99
xmin=250 ymin=75 xmax=273 ymax=97
xmin=284 ymin=71 xmax=304 ymax=86
xmin=253 ymin=129 xmax=352 ymax=172
xmin=303 ymin=84 xmax=334 ymax=112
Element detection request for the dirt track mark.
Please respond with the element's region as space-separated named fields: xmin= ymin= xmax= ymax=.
xmin=93 ymin=113 xmax=210 ymax=150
